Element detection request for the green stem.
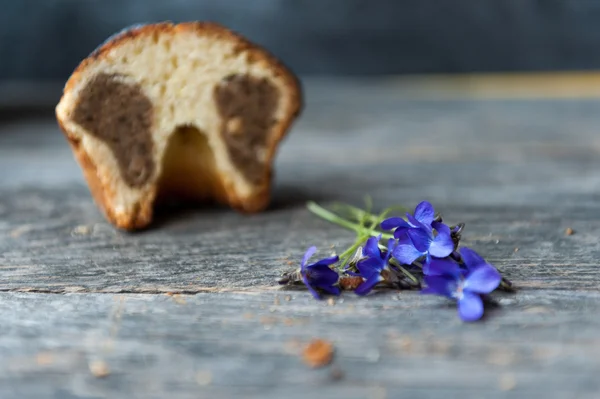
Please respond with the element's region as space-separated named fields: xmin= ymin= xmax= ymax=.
xmin=390 ymin=259 xmax=420 ymax=285
xmin=330 ymin=202 xmax=409 ymax=227
xmin=306 ymin=201 xmax=393 ymax=240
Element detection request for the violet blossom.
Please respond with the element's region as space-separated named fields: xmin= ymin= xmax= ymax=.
xmin=421 ymin=247 xmax=501 ymax=321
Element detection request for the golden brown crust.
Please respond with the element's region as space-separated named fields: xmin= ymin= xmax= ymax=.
xmin=56 ymin=21 xmax=302 ymax=230
xmin=59 ymin=119 xmax=154 ymax=230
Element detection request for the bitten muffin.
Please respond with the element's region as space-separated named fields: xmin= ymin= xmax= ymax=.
xmin=56 ymin=22 xmax=302 ymax=230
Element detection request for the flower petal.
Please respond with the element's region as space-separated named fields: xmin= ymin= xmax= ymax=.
xmin=408 ymin=227 xmax=432 ymax=252
xmin=311 ymin=255 xmax=340 ymax=268
xmin=414 ymin=201 xmax=435 ymax=225
xmin=386 ymin=238 xmax=397 ymax=256
xmin=457 ymin=292 xmax=484 ymax=322
xmin=429 ymin=223 xmax=454 ymax=258
xmin=396 ymin=235 xmax=413 ymax=246
xmin=393 ymin=227 xmax=410 ymax=240
xmin=422 ymin=275 xmax=455 ymax=297
xmin=460 ymin=247 xmax=487 ymax=270
xmin=301 ymin=246 xmax=317 ymax=269
xmin=464 ymin=264 xmax=501 ymax=294
xmin=354 ymin=274 xmax=384 ymax=296
xmin=424 ymin=257 xmax=462 ymax=276
xmin=307 ymin=264 xmax=339 ymax=286
xmin=406 ymin=214 xmax=422 ymax=229
xmin=301 ymin=274 xmax=321 ymax=299
xmin=381 ymin=217 xmax=411 ymax=231
xmin=356 ymin=257 xmax=385 ymax=278
xmin=392 ymin=243 xmax=424 ymax=265
xmin=362 ymin=235 xmax=382 ymax=259
xmin=432 ymin=221 xmax=450 ymax=235
xmin=319 ymin=284 xmax=341 ymax=296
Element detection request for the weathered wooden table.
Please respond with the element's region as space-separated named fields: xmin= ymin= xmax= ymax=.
xmin=1 ymin=75 xmax=599 ymax=398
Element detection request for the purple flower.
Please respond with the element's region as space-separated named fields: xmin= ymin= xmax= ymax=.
xmin=381 ymin=201 xmax=454 ymax=268
xmin=421 ymin=248 xmax=501 ymax=322
xmin=381 ymin=200 xmax=436 ymax=238
xmin=354 ymin=236 xmax=396 ymax=296
xmin=391 ymin=220 xmax=454 ymax=268
xmin=300 ymin=246 xmax=341 ymax=299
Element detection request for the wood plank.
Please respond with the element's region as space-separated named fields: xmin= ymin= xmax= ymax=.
xmin=1 ymin=90 xmax=600 ymax=292
xmin=1 ymin=291 xmax=599 ymax=399
xmin=1 ymin=79 xmax=600 ymax=398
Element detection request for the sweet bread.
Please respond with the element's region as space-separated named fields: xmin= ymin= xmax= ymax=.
xmin=55 ymin=22 xmax=302 ymax=230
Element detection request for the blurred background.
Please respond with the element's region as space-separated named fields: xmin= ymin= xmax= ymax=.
xmin=2 ymin=0 xmax=600 ymax=107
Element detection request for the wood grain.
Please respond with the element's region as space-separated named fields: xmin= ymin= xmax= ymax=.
xmin=1 ymin=291 xmax=599 ymax=398
xmin=1 ymin=79 xmax=600 ymax=397
xmin=1 ymin=90 xmax=599 ymax=292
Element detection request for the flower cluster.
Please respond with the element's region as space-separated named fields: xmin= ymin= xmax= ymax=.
xmin=279 ymin=201 xmax=511 ymax=322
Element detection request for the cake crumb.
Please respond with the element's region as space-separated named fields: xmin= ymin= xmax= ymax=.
xmin=196 ymin=370 xmax=213 ymax=386
xmin=565 ymin=227 xmax=575 ymax=236
xmin=36 ymin=352 xmax=54 ymax=366
xmin=72 ymin=225 xmax=91 ymax=235
xmin=10 ymin=224 xmax=32 ymax=238
xmin=400 ymin=336 xmax=413 ymax=352
xmin=327 ymin=298 xmax=335 ymax=306
xmin=329 ymin=365 xmax=344 ymax=381
xmin=514 ymin=247 xmax=519 ymax=252
xmin=370 ymin=386 xmax=387 ymax=399
xmin=302 ymin=339 xmax=334 ymax=368
xmin=487 ymin=349 xmax=516 ymax=366
xmin=89 ymin=360 xmax=110 ymax=378
xmin=284 ymin=295 xmax=292 ymax=302
xmin=260 ymin=316 xmax=277 ymax=325
xmin=498 ymin=373 xmax=516 ymax=391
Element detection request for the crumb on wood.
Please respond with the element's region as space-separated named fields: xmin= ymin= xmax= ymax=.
xmin=89 ymin=360 xmax=110 ymax=378
xmin=302 ymin=339 xmax=334 ymax=368
xmin=487 ymin=349 xmax=516 ymax=366
xmin=260 ymin=316 xmax=277 ymax=326
xmin=10 ymin=224 xmax=32 ymax=238
xmin=329 ymin=365 xmax=344 ymax=381
xmin=284 ymin=338 xmax=302 ymax=354
xmin=327 ymin=298 xmax=335 ymax=306
xmin=274 ymin=295 xmax=281 ymax=306
xmin=523 ymin=306 xmax=552 ymax=314
xmin=283 ymin=318 xmax=295 ymax=326
xmin=514 ymin=247 xmax=519 ymax=252
xmin=165 ymin=292 xmax=175 ymax=296
xmin=196 ymin=370 xmax=213 ymax=386
xmin=36 ymin=352 xmax=54 ymax=366
xmin=72 ymin=225 xmax=91 ymax=236
xmin=498 ymin=373 xmax=517 ymax=391
xmin=286 ymin=260 xmax=294 ymax=265
xmin=430 ymin=340 xmax=451 ymax=355
xmin=532 ymin=346 xmax=560 ymax=360
xmin=172 ymin=294 xmax=187 ymax=305
xmin=395 ymin=335 xmax=413 ymax=353
xmin=565 ymin=227 xmax=575 ymax=236
xmin=284 ymin=295 xmax=292 ymax=302
xmin=370 ymin=386 xmax=387 ymax=399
